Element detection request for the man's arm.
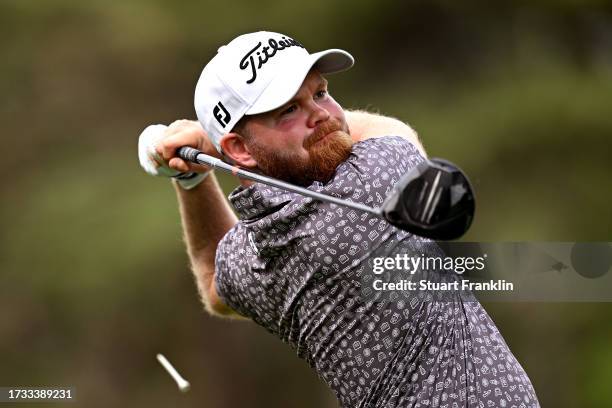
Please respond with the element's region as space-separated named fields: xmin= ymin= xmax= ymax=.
xmin=172 ymin=175 xmax=241 ymax=317
xmin=151 ymin=120 xmax=243 ymax=318
xmin=345 ymin=110 xmax=427 ymax=157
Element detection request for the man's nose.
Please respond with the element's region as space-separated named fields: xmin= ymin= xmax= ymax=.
xmin=307 ymin=102 xmax=330 ymax=128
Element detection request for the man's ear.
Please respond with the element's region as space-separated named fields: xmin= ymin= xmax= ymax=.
xmin=219 ymin=133 xmax=258 ymax=168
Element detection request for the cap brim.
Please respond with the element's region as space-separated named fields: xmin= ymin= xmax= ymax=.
xmin=245 ymin=49 xmax=354 ymax=115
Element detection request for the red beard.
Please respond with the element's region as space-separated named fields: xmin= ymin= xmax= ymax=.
xmin=248 ymin=118 xmax=354 ymax=186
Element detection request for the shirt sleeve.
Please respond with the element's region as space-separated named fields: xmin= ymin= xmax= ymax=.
xmin=351 ymin=135 xmax=425 ymax=177
xmin=214 ymin=221 xmax=294 ymax=332
xmin=325 ymin=136 xmax=427 ymax=208
xmin=214 ymin=223 xmax=251 ymax=318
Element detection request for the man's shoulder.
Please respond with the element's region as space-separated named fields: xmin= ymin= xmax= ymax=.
xmin=319 ymin=136 xmax=425 ymax=208
xmin=351 ymin=135 xmax=421 ymax=156
xmin=347 ymin=136 xmax=423 ymax=171
xmin=217 ymin=221 xmax=247 ymax=254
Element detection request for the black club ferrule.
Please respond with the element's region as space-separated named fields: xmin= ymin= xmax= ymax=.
xmin=177 ymin=146 xmax=200 ymax=163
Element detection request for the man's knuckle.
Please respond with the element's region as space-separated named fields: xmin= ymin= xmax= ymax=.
xmin=169 ymin=119 xmax=188 ymax=129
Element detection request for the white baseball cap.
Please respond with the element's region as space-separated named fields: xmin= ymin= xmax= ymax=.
xmin=194 ymin=31 xmax=354 ymax=152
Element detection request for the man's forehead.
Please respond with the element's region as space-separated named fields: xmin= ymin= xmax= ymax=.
xmin=286 ymin=71 xmax=327 ymax=102
xmin=303 ymin=69 xmax=327 ymax=87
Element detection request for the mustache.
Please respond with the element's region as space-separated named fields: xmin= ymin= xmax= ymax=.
xmin=303 ymin=118 xmax=345 ymax=149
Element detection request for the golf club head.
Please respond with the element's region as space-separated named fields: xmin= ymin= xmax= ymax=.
xmin=380 ymin=158 xmax=475 ymax=240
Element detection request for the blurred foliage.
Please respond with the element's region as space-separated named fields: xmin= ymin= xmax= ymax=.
xmin=1 ymin=0 xmax=611 ymax=407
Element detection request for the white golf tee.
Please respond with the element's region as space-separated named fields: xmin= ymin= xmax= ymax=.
xmin=156 ymin=353 xmax=191 ymax=392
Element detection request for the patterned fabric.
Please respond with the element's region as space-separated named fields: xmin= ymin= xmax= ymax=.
xmin=215 ymin=136 xmax=540 ymax=407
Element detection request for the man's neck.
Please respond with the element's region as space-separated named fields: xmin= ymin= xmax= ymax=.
xmin=239 ymin=178 xmax=255 ymax=187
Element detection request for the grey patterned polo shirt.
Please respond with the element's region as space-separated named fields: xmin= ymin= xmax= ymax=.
xmin=215 ymin=136 xmax=540 ymax=408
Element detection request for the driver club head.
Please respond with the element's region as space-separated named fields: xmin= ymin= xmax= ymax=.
xmin=380 ymin=158 xmax=475 ymax=240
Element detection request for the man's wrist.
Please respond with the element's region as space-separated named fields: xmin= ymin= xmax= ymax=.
xmin=173 ymin=170 xmax=213 ymax=190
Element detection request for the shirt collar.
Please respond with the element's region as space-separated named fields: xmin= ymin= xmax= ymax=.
xmin=228 ymin=182 xmax=305 ymax=221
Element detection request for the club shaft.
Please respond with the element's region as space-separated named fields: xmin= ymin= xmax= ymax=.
xmin=180 ymin=147 xmax=381 ymax=217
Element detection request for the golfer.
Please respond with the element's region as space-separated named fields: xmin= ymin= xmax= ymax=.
xmin=138 ymin=31 xmax=539 ymax=407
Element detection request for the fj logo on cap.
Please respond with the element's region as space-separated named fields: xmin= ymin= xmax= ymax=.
xmin=213 ymin=102 xmax=231 ymax=127
xmin=239 ymin=36 xmax=304 ymax=84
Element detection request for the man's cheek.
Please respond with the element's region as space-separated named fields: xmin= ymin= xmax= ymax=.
xmin=327 ymin=96 xmax=344 ymax=114
xmin=276 ymin=117 xmax=302 ymax=134
xmin=327 ymin=101 xmax=348 ymax=131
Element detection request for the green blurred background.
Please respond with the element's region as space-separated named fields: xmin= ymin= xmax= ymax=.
xmin=1 ymin=0 xmax=611 ymax=407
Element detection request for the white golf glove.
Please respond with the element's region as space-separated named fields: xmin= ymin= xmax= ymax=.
xmin=138 ymin=124 xmax=210 ymax=190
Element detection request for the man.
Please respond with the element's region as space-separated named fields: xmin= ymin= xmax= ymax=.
xmin=139 ymin=31 xmax=539 ymax=407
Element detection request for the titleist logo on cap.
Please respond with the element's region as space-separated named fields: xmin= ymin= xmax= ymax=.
xmin=239 ymin=36 xmax=304 ymax=84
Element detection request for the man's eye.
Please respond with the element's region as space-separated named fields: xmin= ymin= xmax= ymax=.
xmin=282 ymin=105 xmax=296 ymax=115
xmin=315 ymin=90 xmax=327 ymax=99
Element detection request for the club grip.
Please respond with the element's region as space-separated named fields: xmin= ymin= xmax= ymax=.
xmin=177 ymin=146 xmax=201 ymax=163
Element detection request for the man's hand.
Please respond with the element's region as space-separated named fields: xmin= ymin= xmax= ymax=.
xmin=155 ymin=119 xmax=222 ymax=173
xmin=138 ymin=120 xmax=219 ymax=189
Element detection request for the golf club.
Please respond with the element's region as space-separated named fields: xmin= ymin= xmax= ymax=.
xmin=177 ymin=146 xmax=475 ymax=240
